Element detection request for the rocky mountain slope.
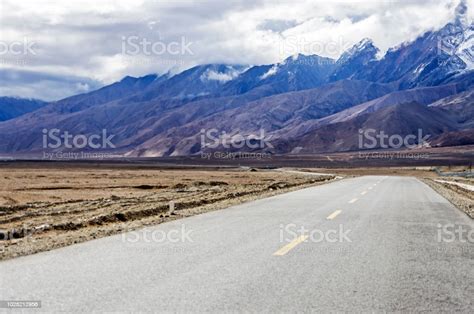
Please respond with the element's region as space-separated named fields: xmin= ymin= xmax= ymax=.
xmin=0 ymin=97 xmax=46 ymax=121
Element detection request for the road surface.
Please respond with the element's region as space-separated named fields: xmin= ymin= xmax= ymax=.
xmin=1 ymin=176 xmax=473 ymax=312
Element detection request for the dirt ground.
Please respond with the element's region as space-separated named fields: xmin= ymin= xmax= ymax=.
xmin=297 ymin=167 xmax=441 ymax=177
xmin=0 ymin=166 xmax=336 ymax=260
xmin=422 ymin=177 xmax=474 ymax=219
xmin=1 ymin=163 xmax=471 ymax=260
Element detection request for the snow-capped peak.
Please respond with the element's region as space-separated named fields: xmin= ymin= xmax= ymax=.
xmin=456 ymin=24 xmax=474 ymax=70
xmin=353 ymin=38 xmax=374 ymax=51
xmin=437 ymin=5 xmax=474 ymax=74
xmin=337 ymin=38 xmax=378 ymax=64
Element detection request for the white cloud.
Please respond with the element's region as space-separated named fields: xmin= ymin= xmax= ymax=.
xmin=200 ymin=69 xmax=239 ymax=83
xmin=260 ymin=65 xmax=279 ymax=80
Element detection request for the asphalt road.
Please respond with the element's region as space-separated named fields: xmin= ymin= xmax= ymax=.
xmin=1 ymin=176 xmax=473 ymax=312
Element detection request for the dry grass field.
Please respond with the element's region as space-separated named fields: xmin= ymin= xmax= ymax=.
xmin=0 ymin=165 xmax=335 ymax=260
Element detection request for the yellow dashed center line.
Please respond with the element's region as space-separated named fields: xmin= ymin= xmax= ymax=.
xmin=273 ymin=235 xmax=308 ymax=256
xmin=349 ymin=198 xmax=358 ymax=204
xmin=326 ymin=210 xmax=342 ymax=220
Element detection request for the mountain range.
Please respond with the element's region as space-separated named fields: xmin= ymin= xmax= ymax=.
xmin=0 ymin=4 xmax=473 ymax=157
xmin=0 ymin=97 xmax=46 ymax=122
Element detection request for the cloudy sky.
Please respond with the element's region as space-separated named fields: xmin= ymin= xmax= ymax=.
xmin=0 ymin=0 xmax=472 ymax=100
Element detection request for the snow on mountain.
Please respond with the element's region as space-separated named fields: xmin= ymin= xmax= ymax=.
xmin=329 ymin=38 xmax=379 ymax=81
xmin=219 ymin=53 xmax=336 ymax=96
xmin=436 ymin=0 xmax=473 ymax=74
xmin=337 ymin=38 xmax=377 ymax=64
xmin=455 ymin=24 xmax=474 ymax=70
xmin=2 ymin=1 xmax=474 ymax=157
